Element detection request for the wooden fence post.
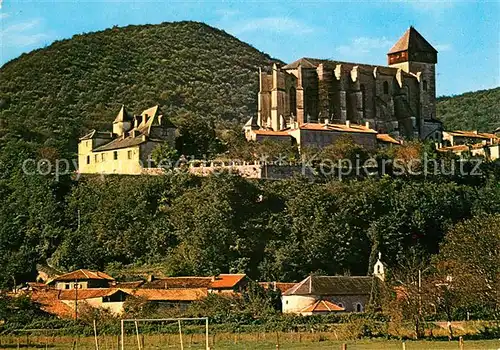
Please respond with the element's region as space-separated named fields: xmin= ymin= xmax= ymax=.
xmin=459 ymin=336 xmax=464 ymax=350
xmin=341 ymin=344 xmax=347 ymax=350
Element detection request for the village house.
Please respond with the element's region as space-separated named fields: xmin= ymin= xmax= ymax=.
xmin=47 ymin=269 xmax=115 ymax=290
xmin=25 ymin=270 xmax=251 ymax=318
xmin=78 ymin=105 xmax=176 ymax=175
xmin=248 ymin=26 xmax=442 ymax=149
xmin=438 ymin=130 xmax=500 ymax=160
xmin=282 ymin=255 xmax=385 ymax=315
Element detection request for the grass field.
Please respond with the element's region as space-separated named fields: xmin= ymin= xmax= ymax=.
xmin=1 ymin=334 xmax=500 ymax=350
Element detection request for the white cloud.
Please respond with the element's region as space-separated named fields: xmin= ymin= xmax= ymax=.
xmin=0 ymin=12 xmax=8 ymax=20
xmin=337 ymin=37 xmax=393 ymax=57
xmin=434 ymin=43 xmax=453 ymax=52
xmin=1 ymin=18 xmax=50 ymax=48
xmin=229 ymin=17 xmax=315 ymax=36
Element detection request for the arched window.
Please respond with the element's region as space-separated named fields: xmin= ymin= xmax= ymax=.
xmin=356 ymin=303 xmax=363 ymax=312
xmin=360 ymin=84 xmax=366 ymax=117
xmin=289 ymin=86 xmax=297 ymax=116
xmin=383 ymin=81 xmax=389 ymax=95
xmin=337 ymin=302 xmax=344 ymax=308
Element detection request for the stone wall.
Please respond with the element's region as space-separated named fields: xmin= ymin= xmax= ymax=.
xmin=188 ymin=163 xmax=314 ymax=180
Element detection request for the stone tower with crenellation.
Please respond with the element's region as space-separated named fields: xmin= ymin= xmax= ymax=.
xmin=387 ymin=26 xmax=438 ymax=138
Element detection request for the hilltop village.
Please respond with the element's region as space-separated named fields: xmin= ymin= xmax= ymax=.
xmin=77 ymin=27 xmax=499 ymax=177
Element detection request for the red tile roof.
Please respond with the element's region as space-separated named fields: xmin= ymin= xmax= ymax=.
xmin=142 ymin=274 xmax=246 ymax=290
xmin=30 ymin=290 xmax=74 ymax=318
xmin=113 ymin=281 xmax=145 ymax=289
xmin=252 ymin=130 xmax=290 ymax=136
xmin=300 ymin=300 xmax=345 ymax=313
xmin=127 ymin=288 xmax=207 ymax=301
xmin=209 ymin=274 xmax=246 ymax=289
xmin=50 ymin=269 xmax=114 ymax=283
xmin=437 ymin=145 xmax=470 ymax=153
xmin=446 ymin=130 xmax=498 ymax=140
xmin=377 ymin=134 xmax=401 ymax=145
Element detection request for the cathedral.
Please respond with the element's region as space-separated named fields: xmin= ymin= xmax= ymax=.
xmin=247 ymin=27 xmax=443 ymax=147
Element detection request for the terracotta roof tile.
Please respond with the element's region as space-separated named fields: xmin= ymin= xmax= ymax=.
xmin=51 ymin=269 xmax=114 ymax=283
xmin=210 ymin=274 xmax=247 ymax=289
xmin=300 ymin=300 xmax=345 ymax=313
xmin=128 ymin=288 xmax=207 ymax=301
xmin=142 ymin=274 xmax=247 ymax=290
xmin=377 ymin=134 xmax=401 ymax=145
xmin=30 ymin=290 xmax=74 ymax=318
xmin=437 ymin=145 xmax=469 ymax=152
xmin=252 ymin=130 xmax=290 ymax=136
xmin=446 ymin=130 xmax=498 ymax=140
xmin=113 ymin=281 xmax=145 ymax=289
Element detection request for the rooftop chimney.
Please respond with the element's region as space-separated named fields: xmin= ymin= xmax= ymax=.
xmin=147 ymin=274 xmax=155 ymax=282
xmin=324 ymin=118 xmax=329 ymax=125
xmin=365 ymin=121 xmax=370 ymax=129
xmin=346 ymin=120 xmax=351 ymax=128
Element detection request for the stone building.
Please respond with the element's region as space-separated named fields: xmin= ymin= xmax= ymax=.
xmin=78 ymin=105 xmax=176 ymax=175
xmin=282 ymin=255 xmax=385 ymax=315
xmin=254 ymin=27 xmax=442 ymax=145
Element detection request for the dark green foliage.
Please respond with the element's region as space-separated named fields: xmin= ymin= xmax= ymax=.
xmin=437 ymin=87 xmax=500 ymax=132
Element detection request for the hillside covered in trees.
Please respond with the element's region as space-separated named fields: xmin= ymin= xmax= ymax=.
xmin=0 ymin=21 xmax=277 ymax=153
xmin=437 ymin=87 xmax=500 ymax=132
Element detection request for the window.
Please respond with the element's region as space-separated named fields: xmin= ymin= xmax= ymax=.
xmin=128 ymin=150 xmax=132 ymax=160
xmin=423 ymin=80 xmax=428 ymax=91
xmin=101 ymin=153 xmax=105 ymax=161
xmin=65 ymin=284 xmax=70 ymax=290
xmin=94 ymin=154 xmax=98 ymax=163
xmin=289 ymin=86 xmax=297 ymax=116
xmin=86 ymin=156 xmax=90 ymax=164
xmin=337 ymin=302 xmax=344 ymax=308
xmin=113 ymin=151 xmax=118 ymax=160
xmin=356 ymin=303 xmax=363 ymax=312
xmin=383 ymin=81 xmax=389 ymax=95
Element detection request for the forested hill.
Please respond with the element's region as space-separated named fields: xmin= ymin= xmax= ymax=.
xmin=437 ymin=87 xmax=500 ymax=132
xmin=0 ymin=21 xmax=277 ymax=151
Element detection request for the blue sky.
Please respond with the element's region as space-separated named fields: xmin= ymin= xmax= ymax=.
xmin=1 ymin=0 xmax=498 ymax=96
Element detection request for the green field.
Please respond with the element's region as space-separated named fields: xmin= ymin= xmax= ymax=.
xmin=1 ymin=335 xmax=500 ymax=350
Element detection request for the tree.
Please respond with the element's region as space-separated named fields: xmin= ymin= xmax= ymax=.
xmin=151 ymin=142 xmax=179 ymax=168
xmin=435 ymin=214 xmax=500 ymax=319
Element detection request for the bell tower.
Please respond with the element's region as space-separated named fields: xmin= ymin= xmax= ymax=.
xmin=388 ymin=27 xmax=438 ymax=133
